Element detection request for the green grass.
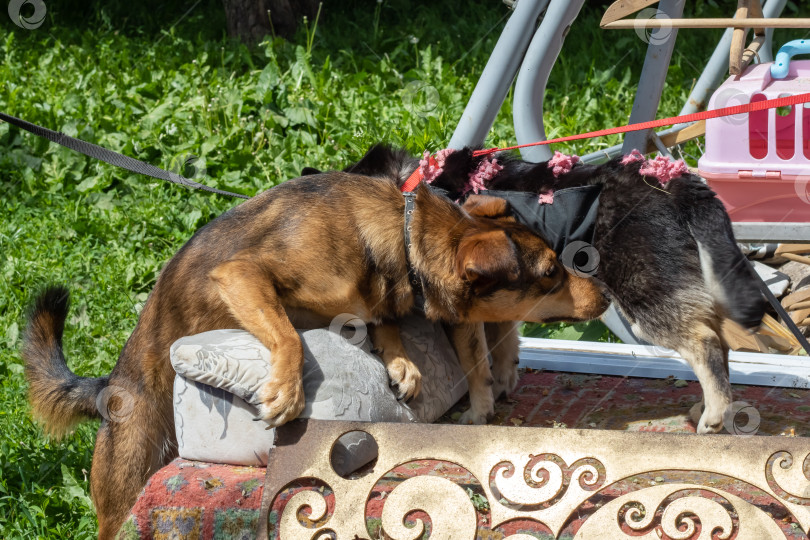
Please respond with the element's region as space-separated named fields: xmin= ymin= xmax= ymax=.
xmin=1 ymin=0 xmax=808 ymax=535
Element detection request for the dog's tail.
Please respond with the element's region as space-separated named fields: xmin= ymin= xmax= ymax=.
xmin=22 ymin=286 xmax=109 ymax=437
xmin=673 ymin=177 xmax=766 ymax=329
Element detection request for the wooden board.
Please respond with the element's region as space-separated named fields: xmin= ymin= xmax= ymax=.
xmin=748 ymin=0 xmax=765 ymax=34
xmin=775 ymin=244 xmax=810 ymax=255
xmin=782 ymin=253 xmax=810 ymax=265
xmin=646 ymin=120 xmax=706 ymax=153
xmin=603 ymin=18 xmax=810 ymax=29
xmin=722 ymin=319 xmax=770 ymax=353
xmin=789 ymin=307 xmax=810 ymax=325
xmin=729 ymin=0 xmax=750 ymax=76
xmin=782 ymin=288 xmax=810 ymax=309
xmin=761 ymin=314 xmax=799 ymax=344
xmin=740 ymin=34 xmax=767 ymax=73
xmin=601 ymin=0 xmax=660 ymax=26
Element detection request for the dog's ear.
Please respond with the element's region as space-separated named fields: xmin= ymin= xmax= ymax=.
xmin=462 ymin=195 xmax=512 ymax=219
xmin=344 ymin=144 xmax=400 ymax=174
xmin=301 ymin=167 xmax=322 ymax=176
xmin=455 ymin=230 xmax=520 ymax=292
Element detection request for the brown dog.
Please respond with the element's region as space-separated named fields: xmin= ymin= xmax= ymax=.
xmin=22 ymin=171 xmax=607 ymax=537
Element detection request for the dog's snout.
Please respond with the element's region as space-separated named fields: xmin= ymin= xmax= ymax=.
xmin=597 ymin=290 xmax=611 ymax=312
xmin=570 ymin=276 xmax=610 ymax=320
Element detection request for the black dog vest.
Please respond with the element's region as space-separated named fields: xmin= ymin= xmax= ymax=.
xmin=485 ymin=185 xmax=602 ymax=255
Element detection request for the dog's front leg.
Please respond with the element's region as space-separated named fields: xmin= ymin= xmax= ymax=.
xmin=450 ymin=322 xmax=495 ymax=425
xmin=485 ymin=321 xmax=521 ymax=400
xmin=370 ymin=323 xmax=422 ymax=400
xmin=210 ymin=259 xmax=305 ymax=427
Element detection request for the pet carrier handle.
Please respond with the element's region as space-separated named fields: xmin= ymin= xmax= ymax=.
xmin=771 ymin=39 xmax=810 ymax=79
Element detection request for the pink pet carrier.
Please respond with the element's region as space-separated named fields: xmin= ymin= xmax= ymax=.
xmin=698 ymin=40 xmax=810 ymax=222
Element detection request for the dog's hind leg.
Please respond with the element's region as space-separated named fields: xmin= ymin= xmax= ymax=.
xmin=210 ymin=258 xmax=306 ymax=427
xmin=485 ymin=322 xmax=520 ymax=400
xmin=371 ymin=323 xmax=422 ymax=400
xmin=451 ymin=322 xmax=495 ymax=425
xmin=91 ymin=374 xmax=177 ymax=539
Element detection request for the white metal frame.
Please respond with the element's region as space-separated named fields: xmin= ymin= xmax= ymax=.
xmin=519 ymin=337 xmax=810 ymax=388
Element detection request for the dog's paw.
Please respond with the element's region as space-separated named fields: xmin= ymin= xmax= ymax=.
xmin=696 ymin=415 xmax=724 ymax=434
xmin=691 ymin=401 xmax=725 ymax=434
xmin=492 ymin=361 xmax=519 ymax=400
xmin=386 ymin=357 xmax=422 ymax=401
xmin=458 ymin=407 xmax=490 ymax=425
xmin=689 ymin=401 xmax=704 ymax=426
xmin=459 ymin=386 xmax=495 ymax=425
xmin=256 ymin=378 xmax=306 ymax=428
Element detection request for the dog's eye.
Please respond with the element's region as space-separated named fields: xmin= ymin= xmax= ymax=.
xmin=544 ymin=265 xmax=558 ymax=278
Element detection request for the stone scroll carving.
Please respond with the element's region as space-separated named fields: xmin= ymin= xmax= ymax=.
xmin=260 ymin=420 xmax=810 ymax=539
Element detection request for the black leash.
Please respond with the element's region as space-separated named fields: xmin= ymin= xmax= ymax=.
xmin=751 ymin=261 xmax=810 ymax=355
xmin=0 ymin=112 xmax=249 ymax=199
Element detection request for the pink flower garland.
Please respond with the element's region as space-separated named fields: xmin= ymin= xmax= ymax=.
xmin=419 ymin=148 xmax=456 ymax=184
xmin=621 ymin=149 xmax=645 ymax=165
xmin=462 ymin=155 xmax=503 ymax=195
xmin=639 ymin=155 xmax=689 ymax=186
xmin=535 ymin=151 xmax=579 ymax=204
xmin=417 ymin=148 xmax=504 ymax=195
xmin=621 ymin=149 xmax=689 ymax=186
xmin=547 ymin=151 xmax=579 ymax=177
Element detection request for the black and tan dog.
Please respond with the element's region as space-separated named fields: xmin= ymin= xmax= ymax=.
xmin=330 ymin=144 xmax=766 ymax=435
xmin=22 ymin=171 xmax=607 ymax=537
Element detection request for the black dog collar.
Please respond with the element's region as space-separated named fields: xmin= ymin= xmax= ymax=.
xmin=402 ymin=192 xmax=425 ymax=312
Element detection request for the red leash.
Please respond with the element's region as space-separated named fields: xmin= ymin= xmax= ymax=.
xmin=474 ymin=92 xmax=810 ymax=157
xmin=402 ymin=155 xmax=440 ymax=192
xmin=401 ymin=91 xmax=810 ymax=193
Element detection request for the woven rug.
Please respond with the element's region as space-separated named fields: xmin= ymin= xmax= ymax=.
xmin=121 ymin=369 xmax=810 ymax=539
xmin=117 ymin=460 xmax=264 ymax=539
xmin=470 ymin=368 xmax=810 ymax=436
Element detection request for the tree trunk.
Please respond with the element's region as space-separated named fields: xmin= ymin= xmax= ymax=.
xmin=222 ymin=0 xmax=320 ymax=43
